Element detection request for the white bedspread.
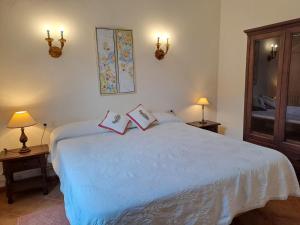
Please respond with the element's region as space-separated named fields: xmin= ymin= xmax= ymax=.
xmin=50 ymin=121 xmax=300 ymax=225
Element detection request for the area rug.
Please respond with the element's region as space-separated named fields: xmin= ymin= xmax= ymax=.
xmin=17 ymin=204 xmax=70 ymax=225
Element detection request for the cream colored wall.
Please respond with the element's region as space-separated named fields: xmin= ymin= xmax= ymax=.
xmin=217 ymin=0 xmax=300 ymax=139
xmin=0 ymin=0 xmax=221 ymax=186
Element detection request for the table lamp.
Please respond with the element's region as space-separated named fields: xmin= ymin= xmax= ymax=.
xmin=197 ymin=97 xmax=209 ymax=124
xmin=7 ymin=111 xmax=37 ymax=153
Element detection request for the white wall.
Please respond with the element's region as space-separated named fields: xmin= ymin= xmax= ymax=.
xmin=217 ymin=0 xmax=300 ymax=139
xmin=0 ymin=0 xmax=221 ymax=186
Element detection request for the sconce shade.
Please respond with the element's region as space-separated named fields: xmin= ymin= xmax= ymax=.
xmin=7 ymin=111 xmax=37 ymax=128
xmin=197 ymin=97 xmax=209 ymax=105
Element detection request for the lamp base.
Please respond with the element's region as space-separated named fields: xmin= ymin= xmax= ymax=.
xmin=200 ymin=105 xmax=207 ymax=125
xmin=19 ymin=127 xmax=31 ymax=154
xmin=19 ymin=147 xmax=31 ymax=154
xmin=199 ymin=120 xmax=207 ymax=125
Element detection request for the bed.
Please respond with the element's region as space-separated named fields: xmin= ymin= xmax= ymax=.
xmin=50 ymin=113 xmax=300 ymax=225
xmin=252 ymin=106 xmax=300 ymax=124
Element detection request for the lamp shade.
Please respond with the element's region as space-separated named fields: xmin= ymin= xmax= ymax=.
xmin=7 ymin=111 xmax=37 ymax=128
xmin=197 ymin=97 xmax=209 ymax=105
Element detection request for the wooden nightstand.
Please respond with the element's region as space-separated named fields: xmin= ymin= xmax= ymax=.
xmin=0 ymin=144 xmax=49 ymax=204
xmin=187 ymin=120 xmax=221 ymax=133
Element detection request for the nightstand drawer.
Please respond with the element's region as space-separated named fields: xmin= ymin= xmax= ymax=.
xmin=6 ymin=157 xmax=42 ymax=173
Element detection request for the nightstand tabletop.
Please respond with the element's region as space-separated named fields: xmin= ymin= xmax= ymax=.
xmin=187 ymin=120 xmax=221 ymax=128
xmin=0 ymin=144 xmax=49 ymax=162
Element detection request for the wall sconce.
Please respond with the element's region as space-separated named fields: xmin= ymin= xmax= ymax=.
xmin=268 ymin=43 xmax=278 ymax=61
xmin=155 ymin=37 xmax=170 ymax=60
xmin=45 ymin=30 xmax=66 ymax=58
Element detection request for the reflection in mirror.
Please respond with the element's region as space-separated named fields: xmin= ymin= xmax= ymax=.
xmin=285 ymin=33 xmax=300 ymax=143
xmin=251 ymin=37 xmax=279 ymax=136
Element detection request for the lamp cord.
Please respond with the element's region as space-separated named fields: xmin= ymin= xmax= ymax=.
xmin=41 ymin=124 xmax=46 ymax=145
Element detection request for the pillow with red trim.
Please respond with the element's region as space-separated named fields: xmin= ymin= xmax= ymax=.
xmin=98 ymin=111 xmax=130 ymax=135
xmin=127 ymin=104 xmax=157 ymax=131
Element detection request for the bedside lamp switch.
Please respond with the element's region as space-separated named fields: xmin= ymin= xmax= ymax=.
xmin=2 ymin=148 xmax=8 ymax=154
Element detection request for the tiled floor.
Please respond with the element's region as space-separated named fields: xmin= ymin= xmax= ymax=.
xmin=0 ymin=185 xmax=300 ymax=225
xmin=0 ymin=185 xmax=63 ymax=225
xmin=231 ymin=196 xmax=300 ymax=225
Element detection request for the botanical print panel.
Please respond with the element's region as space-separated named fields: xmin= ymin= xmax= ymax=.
xmin=115 ymin=30 xmax=135 ymax=93
xmin=96 ymin=29 xmax=118 ymax=94
xmin=96 ymin=28 xmax=135 ymax=95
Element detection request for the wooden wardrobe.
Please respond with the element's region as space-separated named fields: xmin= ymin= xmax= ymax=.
xmin=244 ymin=18 xmax=300 ymax=179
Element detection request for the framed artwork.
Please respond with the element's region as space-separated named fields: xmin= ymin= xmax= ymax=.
xmin=96 ymin=28 xmax=135 ymax=95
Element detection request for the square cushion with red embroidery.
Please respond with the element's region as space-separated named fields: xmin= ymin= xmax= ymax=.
xmin=98 ymin=111 xmax=130 ymax=135
xmin=126 ymin=104 xmax=157 ymax=131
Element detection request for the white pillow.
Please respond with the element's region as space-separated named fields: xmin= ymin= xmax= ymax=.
xmin=127 ymin=112 xmax=181 ymax=129
xmin=50 ymin=119 xmax=107 ymax=155
xmin=127 ymin=104 xmax=157 ymax=131
xmin=253 ymin=96 xmax=266 ymax=110
xmin=98 ymin=111 xmax=130 ymax=135
xmin=153 ymin=112 xmax=182 ymax=124
xmin=262 ymin=95 xmax=276 ymax=108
